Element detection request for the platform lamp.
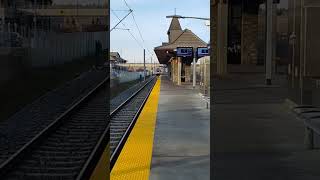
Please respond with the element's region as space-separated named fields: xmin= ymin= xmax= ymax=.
xmin=173 ymin=48 xmax=177 ymax=54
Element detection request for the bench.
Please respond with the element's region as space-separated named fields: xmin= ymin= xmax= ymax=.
xmin=292 ymin=105 xmax=320 ymax=149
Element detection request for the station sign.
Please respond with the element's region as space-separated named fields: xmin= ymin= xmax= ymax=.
xmin=176 ymin=47 xmax=193 ymax=57
xmin=197 ymin=47 xmax=209 ymax=58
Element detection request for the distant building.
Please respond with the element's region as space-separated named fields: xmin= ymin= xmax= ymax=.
xmin=110 ymin=52 xmax=127 ymax=72
xmin=110 ymin=52 xmax=127 ymax=64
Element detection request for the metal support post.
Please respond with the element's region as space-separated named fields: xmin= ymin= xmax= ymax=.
xmin=143 ymin=49 xmax=146 ymax=81
xmin=193 ymin=49 xmax=197 ymax=88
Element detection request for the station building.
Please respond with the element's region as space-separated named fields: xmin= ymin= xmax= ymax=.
xmin=154 ymin=17 xmax=207 ymax=85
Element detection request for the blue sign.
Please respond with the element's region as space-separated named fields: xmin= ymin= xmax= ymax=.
xmin=197 ymin=47 xmax=209 ymax=58
xmin=176 ymin=47 xmax=193 ymax=57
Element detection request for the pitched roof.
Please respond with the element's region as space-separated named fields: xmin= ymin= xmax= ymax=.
xmin=154 ymin=29 xmax=208 ymax=64
xmin=167 ymin=17 xmax=182 ymax=32
xmin=110 ymin=52 xmax=127 ymax=63
xmin=155 ymin=29 xmax=207 ymax=50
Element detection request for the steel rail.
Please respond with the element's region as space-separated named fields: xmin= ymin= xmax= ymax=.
xmin=110 ymin=76 xmax=157 ymax=170
xmin=0 ymin=75 xmax=110 ymax=179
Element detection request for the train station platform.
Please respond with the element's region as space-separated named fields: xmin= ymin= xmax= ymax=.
xmin=111 ymin=75 xmax=210 ymax=180
xmin=213 ymin=73 xmax=320 ymax=180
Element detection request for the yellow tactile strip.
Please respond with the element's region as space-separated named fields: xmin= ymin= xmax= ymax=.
xmin=111 ymin=77 xmax=161 ymax=180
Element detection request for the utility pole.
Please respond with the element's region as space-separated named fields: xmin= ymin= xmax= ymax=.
xmin=265 ymin=0 xmax=273 ymax=85
xmin=143 ymin=49 xmax=146 ymax=81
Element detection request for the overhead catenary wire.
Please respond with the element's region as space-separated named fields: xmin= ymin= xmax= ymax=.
xmin=131 ymin=12 xmax=145 ymax=43
xmin=111 ymin=1 xmax=157 ymax=62
xmin=123 ymin=0 xmax=155 ymax=57
xmin=110 ymin=9 xmax=133 ymax=32
xmin=113 ymin=27 xmax=130 ymax=30
xmin=112 ymin=9 xmax=154 ymax=59
xmin=111 ymin=9 xmax=145 ymax=50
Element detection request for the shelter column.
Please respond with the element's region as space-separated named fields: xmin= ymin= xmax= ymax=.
xmin=185 ymin=64 xmax=192 ymax=82
xmin=178 ymin=57 xmax=182 ymax=85
xmin=172 ymin=58 xmax=177 ymax=84
xmin=216 ymin=0 xmax=228 ymax=76
xmin=241 ymin=13 xmax=258 ymax=65
xmin=168 ymin=63 xmax=172 ymax=80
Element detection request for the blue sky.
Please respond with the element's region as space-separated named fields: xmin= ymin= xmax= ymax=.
xmin=110 ymin=0 xmax=210 ymax=63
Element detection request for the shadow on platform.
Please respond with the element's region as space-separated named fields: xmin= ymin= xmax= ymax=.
xmin=213 ymin=73 xmax=320 ymax=180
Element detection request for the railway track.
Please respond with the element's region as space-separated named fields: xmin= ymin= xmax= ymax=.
xmin=110 ymin=78 xmax=154 ymax=112
xmin=0 ymin=76 xmax=109 ymax=180
xmin=110 ymin=76 xmax=157 ymax=170
xmin=0 ymin=70 xmax=108 ymax=165
xmin=0 ymin=74 xmax=157 ymax=179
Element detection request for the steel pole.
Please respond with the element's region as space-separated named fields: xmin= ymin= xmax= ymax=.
xmin=143 ymin=49 xmax=146 ymax=81
xmin=151 ymin=57 xmax=153 ymax=75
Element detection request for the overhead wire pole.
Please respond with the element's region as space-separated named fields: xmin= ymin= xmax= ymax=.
xmin=111 ymin=8 xmax=153 ymax=58
xmin=151 ymin=56 xmax=153 ymax=75
xmin=111 ymin=10 xmax=144 ymax=50
xmin=113 ymin=0 xmax=154 ymax=77
xmin=110 ymin=9 xmax=133 ymax=32
xmin=144 ymin=49 xmax=146 ymax=81
xmin=123 ymin=0 xmax=154 ymax=58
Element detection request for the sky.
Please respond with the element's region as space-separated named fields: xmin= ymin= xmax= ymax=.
xmin=110 ymin=0 xmax=210 ymax=63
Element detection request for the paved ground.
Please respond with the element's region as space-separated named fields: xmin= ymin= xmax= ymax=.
xmin=150 ymin=75 xmax=210 ymax=180
xmin=213 ymin=73 xmax=320 ymax=180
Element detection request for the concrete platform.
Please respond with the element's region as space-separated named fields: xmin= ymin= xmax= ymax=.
xmin=150 ymin=75 xmax=210 ymax=180
xmin=213 ymin=73 xmax=320 ymax=180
